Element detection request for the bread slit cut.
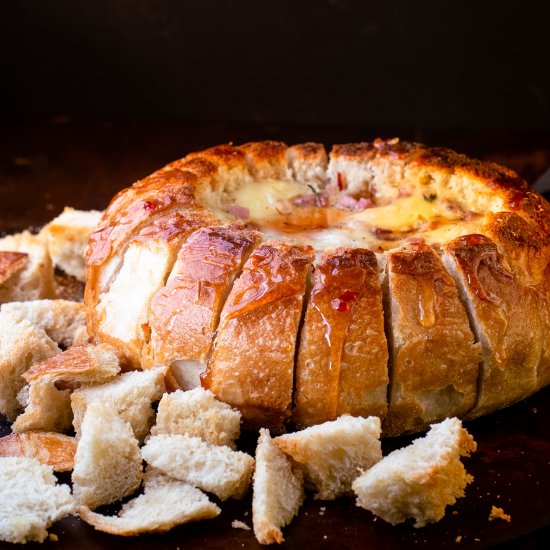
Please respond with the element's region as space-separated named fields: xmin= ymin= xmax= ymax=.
xmin=204 ymin=241 xmax=314 ymax=431
xmin=383 ymin=243 xmax=480 ymax=435
xmin=294 ymin=248 xmax=389 ymax=428
xmin=146 ymin=224 xmax=261 ymax=389
xmin=442 ymin=233 xmax=541 ymax=419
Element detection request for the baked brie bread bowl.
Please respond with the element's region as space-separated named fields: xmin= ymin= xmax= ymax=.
xmin=85 ymin=139 xmax=550 ymax=436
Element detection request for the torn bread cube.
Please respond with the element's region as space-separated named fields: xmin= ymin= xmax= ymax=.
xmin=1 ymin=299 xmax=88 ymax=347
xmin=40 ymin=207 xmax=103 ymax=281
xmin=0 ymin=251 xmax=28 ymax=286
xmin=141 ymin=434 xmax=254 ymax=501
xmin=13 ymin=344 xmax=120 ymax=433
xmin=0 ymin=230 xmax=55 ymax=304
xmin=0 ymin=431 xmax=77 ymax=472
xmin=72 ymin=401 xmax=143 ymax=510
xmin=0 ymin=312 xmax=59 ymax=420
xmin=275 ymin=415 xmax=382 ymax=499
xmin=253 ymin=428 xmax=304 ymax=545
xmin=0 ymin=456 xmax=74 ymax=544
xmin=352 ymin=417 xmax=476 ymax=528
xmin=78 ymin=468 xmax=220 ymax=536
xmin=72 ymin=366 xmax=166 ymax=442
xmin=150 ymin=387 xmax=241 ymax=448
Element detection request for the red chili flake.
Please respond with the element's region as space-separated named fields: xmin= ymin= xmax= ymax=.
xmin=331 ymin=289 xmax=360 ymax=312
xmin=337 ymin=172 xmax=345 ymax=191
xmin=143 ymin=200 xmax=157 ymax=211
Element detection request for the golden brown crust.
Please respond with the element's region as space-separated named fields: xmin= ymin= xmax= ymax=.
xmin=384 ymin=243 xmax=480 ymax=436
xmin=443 ymin=234 xmax=541 ymax=419
xmin=204 ymin=241 xmax=314 ymax=431
xmin=293 ymin=248 xmax=388 ymax=427
xmin=0 ymin=251 xmax=28 ymax=286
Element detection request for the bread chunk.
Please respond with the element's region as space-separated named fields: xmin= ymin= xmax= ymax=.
xmin=253 ymin=428 xmax=304 ymax=545
xmin=141 ymin=434 xmax=254 ymax=501
xmin=78 ymin=468 xmax=220 ymax=536
xmin=72 ymin=401 xmax=143 ymax=509
xmin=0 ymin=230 xmax=55 ymax=304
xmin=352 ymin=417 xmax=476 ymax=527
xmin=1 ymin=299 xmax=88 ymax=347
xmin=276 ymin=415 xmax=382 ymax=500
xmin=0 ymin=251 xmax=28 ymax=286
xmin=0 ymin=312 xmax=59 ymax=420
xmin=40 ymin=207 xmax=102 ymax=281
xmin=72 ymin=365 xmax=166 ymax=442
xmin=0 ymin=431 xmax=77 ymax=471
xmin=294 ymin=248 xmax=388 ymax=427
xmin=150 ymin=387 xmax=241 ymax=448
xmin=0 ymin=456 xmax=74 ymax=544
xmin=13 ymin=344 xmax=120 ymax=433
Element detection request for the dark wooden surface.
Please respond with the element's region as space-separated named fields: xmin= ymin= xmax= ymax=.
xmin=1 ymin=118 xmax=549 ymax=549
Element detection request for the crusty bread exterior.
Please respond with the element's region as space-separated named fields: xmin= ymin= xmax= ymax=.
xmin=141 ymin=434 xmax=254 ymax=501
xmin=0 ymin=431 xmax=77 ymax=472
xmin=352 ymin=417 xmax=476 ymax=527
xmin=85 ymin=139 xmax=550 ymax=435
xmin=40 ymin=207 xmax=102 ymax=281
xmin=0 ymin=456 xmax=74 ymax=544
xmin=72 ymin=401 xmax=143 ymax=510
xmin=253 ymin=428 xmax=304 ymax=545
xmin=0 ymin=251 xmax=27 ymax=286
xmin=150 ymin=387 xmax=241 ymax=448
xmin=275 ymin=415 xmax=382 ymax=500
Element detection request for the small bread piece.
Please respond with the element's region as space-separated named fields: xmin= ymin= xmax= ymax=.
xmin=0 ymin=230 xmax=55 ymax=304
xmin=352 ymin=417 xmax=476 ymax=528
xmin=13 ymin=344 xmax=121 ymax=433
xmin=0 ymin=431 xmax=77 ymax=472
xmin=150 ymin=387 xmax=241 ymax=448
xmin=0 ymin=251 xmax=28 ymax=286
xmin=1 ymin=299 xmax=88 ymax=348
xmin=72 ymin=401 xmax=143 ymax=510
xmin=275 ymin=415 xmax=382 ymax=500
xmin=0 ymin=312 xmax=60 ymax=420
xmin=78 ymin=468 xmax=220 ymax=536
xmin=204 ymin=241 xmax=314 ymax=431
xmin=40 ymin=207 xmax=103 ymax=281
xmin=0 ymin=456 xmax=74 ymax=544
xmin=253 ymin=428 xmax=304 ymax=545
xmin=71 ymin=366 xmax=166 ymax=442
xmin=384 ymin=243 xmax=481 ymax=435
xmin=141 ymin=434 xmax=254 ymax=501
xmin=294 ymin=248 xmax=388 ymax=427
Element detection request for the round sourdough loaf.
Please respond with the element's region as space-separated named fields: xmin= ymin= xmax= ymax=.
xmin=85 ymin=140 xmax=550 ymax=436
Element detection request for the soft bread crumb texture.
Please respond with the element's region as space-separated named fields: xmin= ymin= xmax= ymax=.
xmin=0 ymin=456 xmax=74 ymax=544
xmin=352 ymin=417 xmax=476 ymax=528
xmin=72 ymin=401 xmax=143 ymax=510
xmin=253 ymin=428 xmax=304 ymax=545
xmin=141 ymin=434 xmax=254 ymax=501
xmin=150 ymin=387 xmax=241 ymax=448
xmin=78 ymin=468 xmax=220 ymax=536
xmin=276 ymin=415 xmax=382 ymax=499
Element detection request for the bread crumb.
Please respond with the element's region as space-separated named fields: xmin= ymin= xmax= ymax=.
xmin=48 ymin=533 xmax=59 ymax=542
xmin=475 ymin=538 xmax=480 ymax=542
xmin=455 ymin=535 xmax=462 ymax=543
xmin=232 ymin=520 xmax=251 ymax=531
xmin=489 ymin=505 xmax=511 ymax=523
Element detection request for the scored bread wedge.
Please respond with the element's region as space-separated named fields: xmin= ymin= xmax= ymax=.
xmin=0 ymin=456 xmax=74 ymax=544
xmin=78 ymin=467 xmax=220 ymax=536
xmin=71 ymin=365 xmax=166 ymax=442
xmin=384 ymin=242 xmax=481 ymax=436
xmin=141 ymin=434 xmax=254 ymax=501
xmin=72 ymin=401 xmax=143 ymax=510
xmin=252 ymin=428 xmax=304 ymax=545
xmin=0 ymin=230 xmax=55 ymax=304
xmin=150 ymin=387 xmax=241 ymax=449
xmin=204 ymin=241 xmax=314 ymax=432
xmin=352 ymin=417 xmax=476 ymax=527
xmin=0 ymin=431 xmax=77 ymax=472
xmin=146 ymin=224 xmax=260 ymax=389
xmin=40 ymin=207 xmax=103 ymax=281
xmin=294 ymin=248 xmax=388 ymax=428
xmin=13 ymin=344 xmax=120 ymax=433
xmin=275 ymin=415 xmax=382 ymax=500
